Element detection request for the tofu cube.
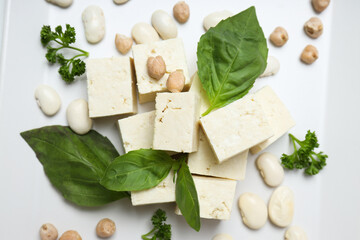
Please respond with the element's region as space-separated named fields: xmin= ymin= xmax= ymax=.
xmin=188 ymin=128 xmax=248 ymax=180
xmin=132 ymin=38 xmax=191 ymax=103
xmin=153 ymin=92 xmax=199 ymax=153
xmin=87 ymin=57 xmax=137 ymax=118
xmin=250 ymin=86 xmax=296 ymax=154
xmin=131 ymin=172 xmax=175 ymax=206
xmin=200 ymin=94 xmax=274 ymax=163
xmin=118 ymin=111 xmax=155 ymax=153
xmin=175 ymin=175 xmax=237 ymax=220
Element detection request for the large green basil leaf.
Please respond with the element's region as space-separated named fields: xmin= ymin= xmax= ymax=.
xmin=175 ymin=157 xmax=200 ymax=232
xmin=197 ymin=6 xmax=268 ymax=115
xmin=20 ymin=126 xmax=128 ymax=207
xmin=100 ymin=149 xmax=175 ymax=191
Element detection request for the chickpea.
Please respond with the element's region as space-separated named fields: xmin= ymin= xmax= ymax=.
xmin=147 ymin=56 xmax=166 ymax=80
xmin=300 ymin=45 xmax=318 ymax=64
xmin=40 ymin=223 xmax=58 ymax=240
xmin=166 ymin=70 xmax=185 ymax=93
xmin=173 ymin=1 xmax=190 ymax=23
xmin=269 ymin=27 xmax=288 ymax=47
xmin=96 ymin=218 xmax=116 ymax=238
xmin=115 ymin=34 xmax=133 ymax=54
xmin=304 ymin=17 xmax=323 ymax=39
xmin=59 ymin=230 xmax=82 ymax=240
xmin=312 ymin=0 xmax=330 ymax=13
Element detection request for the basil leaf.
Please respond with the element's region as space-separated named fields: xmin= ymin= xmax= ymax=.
xmin=175 ymin=157 xmax=201 ymax=231
xmin=197 ymin=6 xmax=268 ymax=115
xmin=20 ymin=126 xmax=128 ymax=207
xmin=101 ymin=149 xmax=175 ymax=191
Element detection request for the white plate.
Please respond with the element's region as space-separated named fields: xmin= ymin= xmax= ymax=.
xmin=1 ymin=0 xmax=359 ymax=239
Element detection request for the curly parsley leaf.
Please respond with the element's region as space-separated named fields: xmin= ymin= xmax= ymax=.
xmin=281 ymin=131 xmax=328 ymax=175
xmin=40 ymin=24 xmax=89 ymax=83
xmin=142 ymin=209 xmax=172 ymax=240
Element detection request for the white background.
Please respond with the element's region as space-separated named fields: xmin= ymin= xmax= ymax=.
xmin=0 ymin=0 xmax=359 ymax=239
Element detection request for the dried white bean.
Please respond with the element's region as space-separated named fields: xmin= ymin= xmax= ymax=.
xmin=268 ymin=186 xmax=294 ymax=228
xmin=82 ymin=5 xmax=105 ymax=44
xmin=203 ymin=10 xmax=233 ymax=31
xmin=212 ymin=233 xmax=233 ymax=240
xmin=66 ymin=99 xmax=92 ymax=135
xmin=131 ymin=22 xmax=160 ymax=44
xmin=151 ymin=10 xmax=178 ymax=40
xmin=259 ymin=56 xmax=280 ymax=78
xmin=285 ymin=226 xmax=308 ymax=240
xmin=34 ymin=85 xmax=61 ymax=116
xmin=46 ymin=0 xmax=72 ymax=8
xmin=238 ymin=193 xmax=268 ymax=229
xmin=113 ymin=0 xmax=129 ymax=4
xmin=256 ymin=152 xmax=284 ymax=187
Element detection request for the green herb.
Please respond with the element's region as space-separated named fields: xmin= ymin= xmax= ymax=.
xmin=175 ymin=155 xmax=200 ymax=232
xmin=100 ymin=149 xmax=176 ymax=192
xmin=197 ymin=6 xmax=268 ymax=116
xmin=141 ymin=209 xmax=172 ymax=240
xmin=20 ymin=126 xmax=128 ymax=207
xmin=40 ymin=24 xmax=89 ymax=83
xmin=281 ymin=130 xmax=328 ymax=175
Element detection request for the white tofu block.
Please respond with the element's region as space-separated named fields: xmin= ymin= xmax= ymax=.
xmin=189 ymin=72 xmax=210 ymax=115
xmin=188 ymin=128 xmax=248 ymax=180
xmin=153 ymin=92 xmax=199 ymax=153
xmin=132 ymin=38 xmax=191 ymax=103
xmin=87 ymin=57 xmax=137 ymax=118
xmin=131 ymin=172 xmax=175 ymax=206
xmin=175 ymin=175 xmax=237 ymax=220
xmin=200 ymin=94 xmax=274 ymax=163
xmin=118 ymin=111 xmax=155 ymax=153
xmin=250 ymin=86 xmax=296 ymax=154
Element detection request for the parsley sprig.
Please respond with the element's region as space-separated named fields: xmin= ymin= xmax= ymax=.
xmin=40 ymin=24 xmax=89 ymax=83
xmin=142 ymin=209 xmax=171 ymax=240
xmin=281 ymin=130 xmax=328 ymax=175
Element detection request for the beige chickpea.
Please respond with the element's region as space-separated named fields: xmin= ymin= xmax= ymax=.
xmin=166 ymin=70 xmax=185 ymax=93
xmin=270 ymin=27 xmax=289 ymax=47
xmin=300 ymin=45 xmax=318 ymax=64
xmin=312 ymin=0 xmax=330 ymax=13
xmin=173 ymin=1 xmax=190 ymax=23
xmin=96 ymin=218 xmax=116 ymax=238
xmin=115 ymin=34 xmax=133 ymax=54
xmin=147 ymin=56 xmax=166 ymax=80
xmin=304 ymin=17 xmax=323 ymax=39
xmin=40 ymin=223 xmax=58 ymax=240
xmin=59 ymin=230 xmax=82 ymax=240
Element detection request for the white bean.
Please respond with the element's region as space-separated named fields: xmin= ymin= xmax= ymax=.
xmin=66 ymin=99 xmax=92 ymax=135
xmin=285 ymin=226 xmax=308 ymax=240
xmin=82 ymin=5 xmax=105 ymax=44
xmin=256 ymin=152 xmax=284 ymax=187
xmin=113 ymin=0 xmax=129 ymax=4
xmin=131 ymin=22 xmax=160 ymax=44
xmin=212 ymin=233 xmax=233 ymax=240
xmin=268 ymin=186 xmax=294 ymax=228
xmin=203 ymin=10 xmax=233 ymax=31
xmin=45 ymin=0 xmax=73 ymax=8
xmin=151 ymin=10 xmax=178 ymax=40
xmin=34 ymin=85 xmax=61 ymax=116
xmin=259 ymin=56 xmax=280 ymax=78
xmin=238 ymin=193 xmax=268 ymax=230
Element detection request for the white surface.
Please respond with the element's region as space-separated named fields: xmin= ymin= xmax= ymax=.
xmin=0 ymin=0 xmax=359 ymax=239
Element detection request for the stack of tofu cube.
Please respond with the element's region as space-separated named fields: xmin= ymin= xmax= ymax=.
xmin=86 ymin=38 xmax=295 ymax=221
